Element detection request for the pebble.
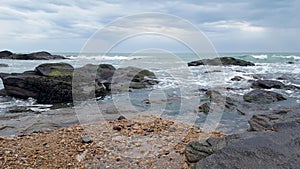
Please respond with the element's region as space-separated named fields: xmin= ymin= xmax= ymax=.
xmin=81 ymin=136 xmax=93 ymax=143
xmin=113 ymin=126 xmax=122 ymax=131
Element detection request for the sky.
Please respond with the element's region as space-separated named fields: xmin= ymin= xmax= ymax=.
xmin=0 ymin=0 xmax=299 ymax=53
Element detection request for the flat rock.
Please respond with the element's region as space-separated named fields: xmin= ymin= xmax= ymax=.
xmin=243 ymin=89 xmax=286 ymax=104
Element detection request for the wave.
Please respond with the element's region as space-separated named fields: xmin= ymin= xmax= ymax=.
xmin=67 ymin=55 xmax=143 ymax=61
xmin=251 ymin=54 xmax=268 ymax=59
xmin=272 ymin=55 xmax=300 ymax=60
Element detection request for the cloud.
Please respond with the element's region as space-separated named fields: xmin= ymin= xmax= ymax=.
xmin=0 ymin=0 xmax=299 ymax=52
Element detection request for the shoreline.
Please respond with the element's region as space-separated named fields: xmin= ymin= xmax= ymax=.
xmin=0 ymin=114 xmax=224 ymax=168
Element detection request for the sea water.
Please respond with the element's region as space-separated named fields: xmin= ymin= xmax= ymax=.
xmin=0 ymin=53 xmax=299 ymax=134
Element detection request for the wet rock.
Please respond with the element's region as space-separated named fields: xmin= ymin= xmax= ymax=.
xmin=0 ymin=63 xmax=158 ymax=104
xmin=198 ymin=103 xmax=210 ymax=114
xmin=188 ymin=57 xmax=255 ymax=67
xmin=231 ymin=76 xmax=244 ymax=81
xmin=251 ymin=80 xmax=285 ymax=89
xmin=0 ymin=63 xmax=8 ymax=67
xmin=243 ymin=89 xmax=286 ymax=104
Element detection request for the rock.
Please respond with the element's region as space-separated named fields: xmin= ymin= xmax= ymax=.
xmin=0 ymin=63 xmax=9 ymax=67
xmin=113 ymin=126 xmax=122 ymax=131
xmin=35 ymin=63 xmax=74 ymax=76
xmin=0 ymin=51 xmax=67 ymax=60
xmin=81 ymin=136 xmax=93 ymax=143
xmin=0 ymin=65 xmax=73 ymax=104
xmin=117 ymin=115 xmax=126 ymax=120
xmin=185 ymin=137 xmax=226 ymax=163
xmin=248 ymin=110 xmax=299 ymax=132
xmin=0 ymin=50 xmax=13 ymax=58
xmin=243 ymin=89 xmax=286 ymax=104
xmin=0 ymin=63 xmax=158 ymax=104
xmin=251 ymin=80 xmax=285 ymax=89
xmin=185 ymin=109 xmax=300 ymax=169
xmin=198 ymin=103 xmax=210 ymax=114
xmin=287 ymin=61 xmax=294 ymax=64
xmin=188 ymin=57 xmax=255 ymax=67
xmin=230 ymin=76 xmax=244 ymax=81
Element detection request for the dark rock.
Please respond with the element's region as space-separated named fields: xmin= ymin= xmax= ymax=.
xmin=0 ymin=64 xmax=73 ymax=104
xmin=248 ymin=110 xmax=299 ymax=132
xmin=143 ymin=128 xmax=154 ymax=132
xmin=243 ymin=89 xmax=286 ymax=104
xmin=81 ymin=136 xmax=93 ymax=143
xmin=198 ymin=103 xmax=210 ymax=114
xmin=117 ymin=115 xmax=126 ymax=120
xmin=231 ymin=76 xmax=244 ymax=81
xmin=185 ymin=137 xmax=227 ymax=162
xmin=35 ymin=62 xmax=74 ymax=76
xmin=188 ymin=57 xmax=255 ymax=67
xmin=113 ymin=125 xmax=122 ymax=131
xmin=0 ymin=63 xmax=9 ymax=67
xmin=0 ymin=89 xmax=7 ymax=97
xmin=0 ymin=50 xmax=13 ymax=58
xmin=185 ymin=109 xmax=300 ymax=169
xmin=251 ymin=80 xmax=285 ymax=89
xmin=204 ymin=70 xmax=222 ymax=73
xmin=0 ymin=63 xmax=157 ymax=104
xmin=287 ymin=61 xmax=294 ymax=64
xmin=0 ymin=51 xmax=67 ymax=60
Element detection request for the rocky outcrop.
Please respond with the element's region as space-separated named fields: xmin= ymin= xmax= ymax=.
xmin=0 ymin=63 xmax=158 ymax=104
xmin=188 ymin=57 xmax=255 ymax=66
xmin=184 ymin=109 xmax=300 ymax=169
xmin=243 ymin=89 xmax=286 ymax=104
xmin=0 ymin=50 xmax=66 ymax=60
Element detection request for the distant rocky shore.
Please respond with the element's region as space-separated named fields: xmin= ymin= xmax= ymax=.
xmin=0 ymin=50 xmax=67 ymax=60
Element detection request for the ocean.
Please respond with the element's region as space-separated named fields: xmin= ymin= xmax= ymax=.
xmin=0 ymin=52 xmax=299 ymax=134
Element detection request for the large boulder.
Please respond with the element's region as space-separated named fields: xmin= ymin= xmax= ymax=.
xmin=243 ymin=89 xmax=286 ymax=104
xmin=0 ymin=63 xmax=73 ymax=104
xmin=0 ymin=63 xmax=158 ymax=104
xmin=188 ymin=57 xmax=255 ymax=66
xmin=0 ymin=51 xmax=66 ymax=60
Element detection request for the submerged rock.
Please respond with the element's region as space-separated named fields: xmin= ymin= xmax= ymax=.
xmin=0 ymin=63 xmax=9 ymax=67
xmin=188 ymin=57 xmax=255 ymax=66
xmin=243 ymin=89 xmax=286 ymax=104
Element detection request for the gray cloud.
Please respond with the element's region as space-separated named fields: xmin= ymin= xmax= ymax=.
xmin=0 ymin=0 xmax=299 ymax=52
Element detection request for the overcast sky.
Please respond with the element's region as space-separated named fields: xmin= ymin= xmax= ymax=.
xmin=0 ymin=0 xmax=299 ymax=53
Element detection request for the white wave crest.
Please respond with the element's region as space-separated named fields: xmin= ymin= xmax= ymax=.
xmin=251 ymin=54 xmax=268 ymax=59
